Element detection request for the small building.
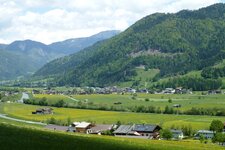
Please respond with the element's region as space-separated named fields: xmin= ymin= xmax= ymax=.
xmin=113 ymin=125 xmax=137 ymax=136
xmin=72 ymin=122 xmax=92 ymax=133
xmin=171 ymin=129 xmax=184 ymax=139
xmin=173 ymin=104 xmax=181 ymax=108
xmin=32 ymin=89 xmax=40 ymax=94
xmin=32 ymin=108 xmax=53 ymax=114
xmin=113 ymin=124 xmax=161 ymax=139
xmin=133 ymin=124 xmax=161 ymax=138
xmin=194 ymin=130 xmax=214 ymax=139
xmin=87 ymin=124 xmax=113 ymax=135
xmin=163 ymin=88 xmax=175 ymax=94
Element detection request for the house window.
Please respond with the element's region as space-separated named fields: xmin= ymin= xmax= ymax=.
xmin=146 ymin=134 xmax=148 ymax=136
xmin=142 ymin=134 xmax=144 ymax=136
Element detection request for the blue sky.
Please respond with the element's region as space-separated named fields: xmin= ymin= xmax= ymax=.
xmin=0 ymin=0 xmax=224 ymax=44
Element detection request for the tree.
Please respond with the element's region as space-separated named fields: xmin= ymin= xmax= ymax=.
xmin=161 ymin=129 xmax=172 ymax=140
xmin=66 ymin=117 xmax=72 ymax=126
xmin=39 ymin=97 xmax=48 ymax=106
xmin=181 ymin=124 xmax=193 ymax=136
xmin=55 ymin=100 xmax=65 ymax=107
xmin=116 ymin=121 xmax=121 ymax=126
xmin=210 ymin=120 xmax=224 ymax=133
xmin=199 ymin=135 xmax=205 ymax=143
xmin=212 ymin=133 xmax=225 ymax=145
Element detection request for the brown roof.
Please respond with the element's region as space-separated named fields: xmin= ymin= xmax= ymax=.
xmin=90 ymin=124 xmax=113 ymax=133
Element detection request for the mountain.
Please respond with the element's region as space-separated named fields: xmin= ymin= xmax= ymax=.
xmin=0 ymin=30 xmax=119 ymax=80
xmin=0 ymin=49 xmax=34 ymax=80
xmin=34 ymin=3 xmax=225 ymax=90
xmin=0 ymin=44 xmax=7 ymax=49
xmin=49 ymin=30 xmax=120 ymax=55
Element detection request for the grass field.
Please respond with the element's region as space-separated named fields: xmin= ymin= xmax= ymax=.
xmin=33 ymin=94 xmax=77 ymax=105
xmin=71 ymin=93 xmax=225 ymax=111
xmin=1 ymin=123 xmax=223 ymax=150
xmin=117 ymin=68 xmax=159 ymax=88
xmin=2 ymin=103 xmax=225 ymax=130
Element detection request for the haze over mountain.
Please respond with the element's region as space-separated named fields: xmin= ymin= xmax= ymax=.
xmin=0 ymin=30 xmax=119 ymax=80
xmin=49 ymin=30 xmax=120 ymax=55
xmin=34 ymin=3 xmax=225 ymax=90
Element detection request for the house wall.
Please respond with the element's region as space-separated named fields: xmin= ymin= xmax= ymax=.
xmin=137 ymin=132 xmax=152 ymax=137
xmin=172 ymin=133 xmax=183 ymax=139
xmin=76 ymin=128 xmax=87 ymax=133
xmin=199 ymin=133 xmax=214 ymax=139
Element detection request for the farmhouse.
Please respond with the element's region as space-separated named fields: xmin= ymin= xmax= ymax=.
xmin=170 ymin=129 xmax=184 ymax=139
xmin=194 ymin=130 xmax=214 ymax=139
xmin=113 ymin=125 xmax=138 ymax=136
xmin=113 ymin=124 xmax=161 ymax=139
xmin=133 ymin=124 xmax=161 ymax=138
xmin=87 ymin=124 xmax=113 ymax=135
xmin=163 ymin=88 xmax=175 ymax=94
xmin=71 ymin=122 xmax=92 ymax=133
xmin=32 ymin=108 xmax=53 ymax=114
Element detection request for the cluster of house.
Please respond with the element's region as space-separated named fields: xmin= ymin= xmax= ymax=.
xmin=161 ymin=88 xmax=192 ymax=94
xmin=0 ymin=91 xmax=19 ymax=98
xmin=32 ymin=87 xmax=141 ymax=95
xmin=45 ymin=122 xmax=184 ymax=140
xmin=207 ymin=90 xmax=222 ymax=95
xmin=44 ymin=121 xmax=225 ymax=142
xmin=32 ymin=86 xmax=195 ymax=96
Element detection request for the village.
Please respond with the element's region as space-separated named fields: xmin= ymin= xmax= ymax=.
xmin=31 ymin=86 xmax=225 ymax=95
xmin=33 ymin=107 xmax=225 ymax=143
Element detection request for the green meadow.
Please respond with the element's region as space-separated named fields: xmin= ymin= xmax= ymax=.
xmin=71 ymin=93 xmax=225 ymax=111
xmin=1 ymin=103 xmax=225 ymax=130
xmin=33 ymin=92 xmax=225 ymax=111
xmin=33 ymin=94 xmax=76 ymax=105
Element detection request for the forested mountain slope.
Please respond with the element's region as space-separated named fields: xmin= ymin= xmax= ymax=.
xmin=34 ymin=3 xmax=225 ymax=89
xmin=0 ymin=31 xmax=118 ymax=80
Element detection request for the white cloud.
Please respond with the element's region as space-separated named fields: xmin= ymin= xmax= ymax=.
xmin=0 ymin=0 xmax=222 ymax=44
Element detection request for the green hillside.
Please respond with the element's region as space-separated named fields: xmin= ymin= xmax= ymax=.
xmin=0 ymin=123 xmax=223 ymax=150
xmin=34 ymin=3 xmax=225 ymax=90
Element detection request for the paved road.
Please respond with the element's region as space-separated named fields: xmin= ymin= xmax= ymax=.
xmin=17 ymin=92 xmax=29 ymax=103
xmin=0 ymin=114 xmax=46 ymax=125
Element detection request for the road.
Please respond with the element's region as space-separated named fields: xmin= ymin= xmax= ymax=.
xmin=0 ymin=114 xmax=46 ymax=125
xmin=17 ymin=92 xmax=29 ymax=103
xmin=65 ymin=95 xmax=79 ymax=102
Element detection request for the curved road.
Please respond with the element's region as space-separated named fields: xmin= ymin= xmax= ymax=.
xmin=0 ymin=92 xmax=46 ymax=125
xmin=17 ymin=92 xmax=29 ymax=103
xmin=0 ymin=114 xmax=46 ymax=125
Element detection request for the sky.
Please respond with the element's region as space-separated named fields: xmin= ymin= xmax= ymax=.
xmin=0 ymin=0 xmax=224 ymax=44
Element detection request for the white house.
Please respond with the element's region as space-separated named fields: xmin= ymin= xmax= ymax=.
xmin=171 ymin=129 xmax=184 ymax=139
xmin=195 ymin=130 xmax=214 ymax=139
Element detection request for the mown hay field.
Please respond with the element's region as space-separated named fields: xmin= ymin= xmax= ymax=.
xmin=2 ymin=103 xmax=225 ymax=130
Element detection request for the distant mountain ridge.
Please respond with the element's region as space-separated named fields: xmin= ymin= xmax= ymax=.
xmin=34 ymin=3 xmax=225 ymax=89
xmin=49 ymin=30 xmax=120 ymax=55
xmin=0 ymin=30 xmax=120 ymax=80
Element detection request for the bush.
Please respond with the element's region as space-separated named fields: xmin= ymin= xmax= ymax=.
xmin=161 ymin=129 xmax=172 ymax=140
